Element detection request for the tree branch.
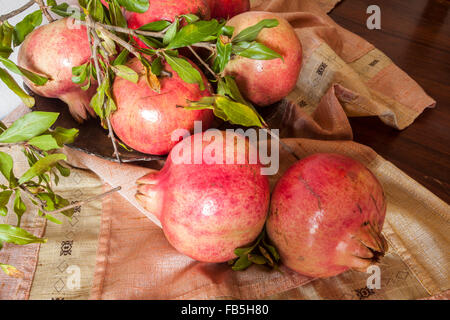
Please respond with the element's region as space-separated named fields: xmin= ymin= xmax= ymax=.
xmin=34 ymin=0 xmax=54 ymax=23
xmin=0 ymin=0 xmax=35 ymax=24
xmin=21 ymin=185 xmax=121 ymax=216
xmin=86 ymin=16 xmax=122 ymax=163
xmin=187 ymin=45 xmax=217 ymax=79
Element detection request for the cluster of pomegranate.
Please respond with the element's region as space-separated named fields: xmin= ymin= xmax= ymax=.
xmin=17 ymin=0 xmax=388 ymax=278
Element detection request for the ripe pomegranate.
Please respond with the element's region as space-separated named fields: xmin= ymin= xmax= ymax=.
xmin=206 ymin=0 xmax=250 ymax=20
xmin=127 ymin=0 xmax=210 ymax=48
xmin=136 ymin=131 xmax=270 ymax=263
xmin=18 ymin=18 xmax=96 ymax=122
xmin=110 ymin=56 xmax=214 ymax=155
xmin=267 ymin=153 xmax=388 ymax=278
xmin=224 ymin=11 xmax=303 ymax=107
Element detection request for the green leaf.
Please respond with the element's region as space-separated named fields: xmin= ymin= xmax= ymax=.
xmin=0 ymin=263 xmax=24 ymax=277
xmin=112 ymin=49 xmax=130 ymax=66
xmin=13 ymin=190 xmax=26 ymax=226
xmin=0 ymin=112 xmax=58 ymax=143
xmin=213 ymin=38 xmax=232 ymax=73
xmin=50 ymin=2 xmax=86 ymax=19
xmin=163 ymin=19 xmax=179 ymax=46
xmin=50 ymin=127 xmax=79 ymax=146
xmin=109 ymin=0 xmax=128 ymax=28
xmin=0 ymin=56 xmax=49 ymax=86
xmin=248 ymin=254 xmax=268 ymax=265
xmin=0 ymin=68 xmax=35 ymax=107
xmin=0 ymin=152 xmax=14 ymax=184
xmin=151 ymin=56 xmax=163 ymax=76
xmin=27 ymin=135 xmax=60 ymax=151
xmin=87 ymin=0 xmax=105 ymax=22
xmin=232 ymin=255 xmax=252 ymax=271
xmin=72 ymin=63 xmax=88 ymax=84
xmin=0 ymin=22 xmax=14 ymax=58
xmin=167 ymin=20 xmax=220 ymax=49
xmin=90 ymin=81 xmax=107 ymax=118
xmin=180 ymin=14 xmax=200 ymax=23
xmin=220 ymin=25 xmax=234 ymax=38
xmin=18 ymin=154 xmax=67 ymax=185
xmin=13 ymin=10 xmax=43 ymax=46
xmin=163 ymin=53 xmax=205 ymax=90
xmin=0 ymin=190 xmax=12 ymax=217
xmin=112 ymin=65 xmax=139 ymax=83
xmin=0 ymin=224 xmax=46 ymax=245
xmin=215 ymin=96 xmax=263 ymax=127
xmin=55 ymin=163 xmax=70 ymax=177
xmin=136 ymin=35 xmax=163 ymax=48
xmin=138 ymin=20 xmax=171 ymax=32
xmin=232 ymin=41 xmax=282 ymax=60
xmin=117 ymin=0 xmax=149 ymax=13
xmin=232 ymin=19 xmax=279 ymax=43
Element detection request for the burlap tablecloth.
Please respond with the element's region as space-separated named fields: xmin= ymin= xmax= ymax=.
xmin=0 ymin=0 xmax=448 ymax=300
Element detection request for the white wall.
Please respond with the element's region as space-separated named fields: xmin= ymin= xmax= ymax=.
xmin=0 ymin=0 xmax=80 ymax=119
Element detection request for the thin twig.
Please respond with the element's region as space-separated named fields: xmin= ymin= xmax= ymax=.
xmin=187 ymin=45 xmax=218 ymax=79
xmin=86 ymin=16 xmax=122 ymax=163
xmin=21 ymin=185 xmax=121 ymax=216
xmin=80 ymin=20 xmax=216 ymax=50
xmin=0 ymin=0 xmax=35 ymax=24
xmin=95 ymin=24 xmax=141 ymax=59
xmin=34 ymin=0 xmax=54 ymax=23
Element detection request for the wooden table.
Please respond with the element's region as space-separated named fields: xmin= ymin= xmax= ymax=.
xmin=329 ymin=0 xmax=450 ymax=203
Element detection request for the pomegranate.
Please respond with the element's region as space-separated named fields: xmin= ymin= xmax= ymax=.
xmin=18 ymin=18 xmax=97 ymax=122
xmin=110 ymin=56 xmax=214 ymax=155
xmin=206 ymin=0 xmax=250 ymax=20
xmin=267 ymin=153 xmax=388 ymax=278
xmin=224 ymin=11 xmax=303 ymax=106
xmin=136 ymin=131 xmax=270 ymax=262
xmin=127 ymin=0 xmax=210 ymax=48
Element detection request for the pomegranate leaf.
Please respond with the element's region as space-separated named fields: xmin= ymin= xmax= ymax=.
xmin=0 ymin=152 xmax=15 ymax=186
xmin=18 ymin=153 xmax=67 ymax=185
xmin=139 ymin=20 xmax=171 ymax=32
xmin=163 ymin=19 xmax=179 ymax=46
xmin=112 ymin=65 xmax=139 ymax=83
xmin=0 ymin=112 xmax=58 ymax=143
xmin=12 ymin=10 xmax=42 ymax=46
xmin=232 ymin=41 xmax=283 ymax=61
xmin=0 ymin=68 xmax=34 ymax=107
xmin=108 ymin=0 xmax=127 ymax=28
xmin=231 ymin=255 xmax=253 ymax=271
xmin=213 ymin=38 xmax=232 ymax=73
xmin=0 ymin=22 xmax=14 ymax=59
xmin=163 ymin=53 xmax=205 ymax=90
xmin=28 ymin=135 xmax=60 ymax=151
xmin=232 ymin=19 xmax=279 ymax=43
xmin=13 ymin=190 xmax=26 ymax=227
xmin=0 ymin=56 xmax=49 ymax=86
xmin=0 ymin=224 xmax=46 ymax=245
xmin=117 ymin=0 xmax=149 ymax=13
xmin=0 ymin=263 xmax=24 ymax=278
xmin=166 ymin=20 xmax=221 ymax=49
xmin=87 ymin=0 xmax=105 ymax=23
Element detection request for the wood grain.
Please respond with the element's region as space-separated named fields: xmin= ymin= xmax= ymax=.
xmin=329 ymin=0 xmax=450 ymax=203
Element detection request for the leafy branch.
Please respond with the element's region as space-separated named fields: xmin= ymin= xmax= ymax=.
xmin=0 ymin=111 xmax=120 ymax=276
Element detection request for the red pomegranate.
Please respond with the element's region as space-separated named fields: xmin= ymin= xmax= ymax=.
xmin=110 ymin=56 xmax=214 ymax=155
xmin=206 ymin=0 xmax=250 ymax=20
xmin=267 ymin=153 xmax=388 ymax=278
xmin=225 ymin=11 xmax=303 ymax=106
xmin=136 ymin=131 xmax=270 ymax=262
xmin=18 ymin=18 xmax=97 ymax=122
xmin=127 ymin=0 xmax=210 ymax=48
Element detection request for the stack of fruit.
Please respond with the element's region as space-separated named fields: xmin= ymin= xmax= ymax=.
xmin=15 ymin=0 xmax=388 ymax=279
